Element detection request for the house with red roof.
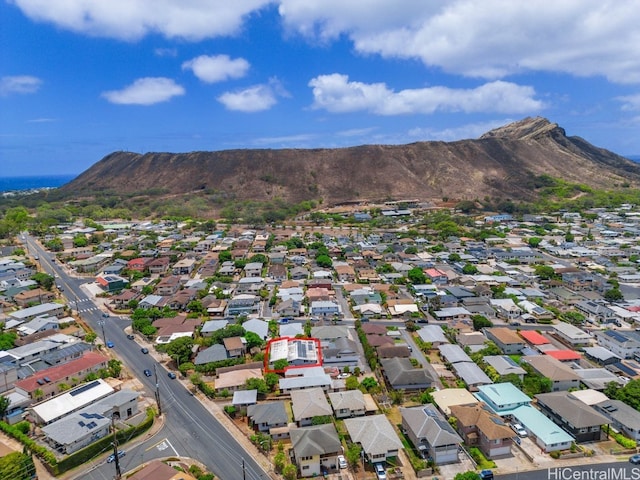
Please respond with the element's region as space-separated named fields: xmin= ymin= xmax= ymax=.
xmin=519 ymin=330 xmax=550 ymax=346
xmin=14 ymin=351 xmax=109 ymax=400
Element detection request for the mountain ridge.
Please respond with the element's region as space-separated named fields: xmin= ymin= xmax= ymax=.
xmin=60 ymin=117 xmax=640 ymax=207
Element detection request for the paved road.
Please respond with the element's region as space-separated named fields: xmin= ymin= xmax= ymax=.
xmin=24 ymin=236 xmax=270 ymax=480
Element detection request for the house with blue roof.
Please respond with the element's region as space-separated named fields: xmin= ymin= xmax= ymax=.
xmin=511 ymin=405 xmax=574 ymax=452
xmin=474 ymin=383 xmax=531 ymax=415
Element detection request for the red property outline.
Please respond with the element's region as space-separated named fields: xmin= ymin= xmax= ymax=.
xmin=263 ymin=336 xmax=323 ymax=374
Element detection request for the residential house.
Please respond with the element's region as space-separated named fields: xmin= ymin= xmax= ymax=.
xmin=290 ymin=387 xmax=333 ymax=426
xmin=594 ymin=399 xmax=640 ymax=443
xmin=290 ymin=424 xmax=343 ymax=477
xmin=268 ymin=264 xmax=287 ymax=283
xmin=244 ymin=262 xmax=263 ymax=278
xmin=236 ymin=277 xmax=264 ymax=294
xmin=489 ymin=299 xmax=522 ymax=320
xmin=8 ymin=303 xmax=65 ymax=324
xmin=321 ymin=337 xmax=359 ymax=367
xmin=247 ymin=401 xmax=289 ymax=439
xmin=328 ymin=390 xmax=366 ymax=418
xmin=344 ymin=414 xmax=403 ymax=464
xmin=172 ymin=258 xmax=195 ymax=276
xmin=535 ymin=391 xmax=608 ymax=443
xmin=400 ymin=405 xmax=462 ymax=464
xmin=226 ymin=295 xmax=260 ymax=316
xmin=13 ymin=288 xmax=56 ymax=308
xmin=223 ymin=336 xmax=246 ymax=358
xmin=483 ymin=356 xmax=526 ymax=381
xmin=474 ymin=383 xmax=531 ymax=415
xmin=215 ymin=368 xmax=262 ymax=393
xmin=380 ymin=357 xmax=432 ymax=391
xmin=146 ymin=257 xmax=170 ymax=275
xmin=593 ymin=330 xmax=640 ymax=359
xmin=521 ymin=355 xmax=581 ymax=391
xmin=155 ymin=276 xmax=181 ymax=296
xmin=450 ymin=403 xmax=514 ymax=459
xmin=553 ymin=322 xmax=592 ymax=347
xmin=310 ymin=301 xmax=341 ymax=318
xmin=127 ymin=460 xmax=197 ymax=480
xmin=576 ymin=301 xmax=616 ymax=324
xmin=194 ymin=344 xmax=228 ymax=366
xmin=16 ymin=316 xmax=62 ymax=337
xmin=485 ymin=327 xmax=525 ymax=354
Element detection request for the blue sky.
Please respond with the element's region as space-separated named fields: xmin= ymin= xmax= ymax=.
xmin=2 ymin=1 xmax=640 ymax=177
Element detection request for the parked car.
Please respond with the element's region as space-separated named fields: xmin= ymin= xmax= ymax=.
xmin=127 ymin=334 xmax=135 ymax=340
xmin=168 ymin=372 xmax=177 ymax=379
xmin=511 ymin=423 xmax=527 ymax=437
xmin=106 ymin=341 xmax=114 ymax=348
xmin=107 ymin=450 xmax=125 ymax=463
xmin=478 ymin=470 xmax=494 ymax=480
xmin=141 ymin=347 xmax=149 ymax=354
xmin=630 ymin=454 xmax=640 ymax=464
xmin=337 ymin=373 xmax=351 ymax=379
xmin=278 ymin=317 xmax=291 ymax=324
xmin=143 ymin=369 xmax=152 ymax=377
xmin=374 ymin=463 xmax=387 ymax=480
xmin=337 ymin=454 xmax=347 ymax=469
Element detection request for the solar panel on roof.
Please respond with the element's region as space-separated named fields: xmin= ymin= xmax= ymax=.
xmin=37 ymin=379 xmax=45 ymax=385
xmin=70 ymin=380 xmax=100 ymax=397
xmin=490 ymin=417 xmax=505 ymax=426
xmin=43 ymin=377 xmax=51 ymax=382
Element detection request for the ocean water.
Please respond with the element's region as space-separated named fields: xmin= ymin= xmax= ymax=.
xmin=0 ymin=174 xmax=76 ymax=193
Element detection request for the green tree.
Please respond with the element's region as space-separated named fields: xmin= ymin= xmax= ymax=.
xmin=218 ymin=250 xmax=232 ymax=262
xmin=244 ymin=331 xmax=264 ymax=350
xmin=0 ymin=451 xmax=35 ymax=480
xmin=345 ymin=442 xmax=362 ymax=469
xmin=273 ymin=359 xmax=289 ymax=371
xmin=528 ymin=237 xmax=542 ymax=248
xmin=245 ymin=377 xmax=269 ymax=395
xmin=604 ymin=288 xmax=624 ymax=302
xmin=407 ymin=267 xmax=426 ymax=284
xmin=316 ymin=254 xmax=333 ymax=268
xmin=264 ymin=372 xmax=279 ymax=392
xmin=455 ymin=472 xmax=483 ymax=480
xmin=164 ymin=336 xmax=194 ymax=364
xmin=462 ymin=263 xmax=478 ymax=275
xmin=85 ymin=331 xmax=97 ymax=344
xmin=0 ymin=331 xmax=17 ymax=350
xmin=283 ymin=464 xmax=298 ymax=480
xmin=609 ymin=379 xmax=640 ymax=410
xmin=31 ymin=272 xmax=54 ymax=290
xmin=108 ymin=359 xmax=122 ymax=377
xmin=345 ymin=376 xmax=360 ymax=390
xmin=0 ymin=395 xmax=10 ymax=418
xmin=471 ymin=315 xmax=493 ymax=331
xmin=73 ymin=234 xmax=88 ymax=247
xmin=534 ymin=265 xmax=556 ymax=280
xmin=360 ymin=377 xmax=379 ymax=393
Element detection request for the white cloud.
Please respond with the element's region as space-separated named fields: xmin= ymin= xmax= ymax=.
xmin=101 ymin=77 xmax=185 ymax=105
xmin=408 ymin=119 xmax=513 ymax=141
xmin=309 ymin=74 xmax=543 ymax=115
xmin=252 ymin=133 xmax=317 ymax=145
xmin=182 ymin=55 xmax=250 ymax=83
xmin=154 ymin=47 xmax=177 ymax=57
xmin=217 ymin=78 xmax=289 ymax=112
xmin=27 ymin=117 xmax=57 ymax=123
xmin=11 ymin=0 xmax=273 ymax=41
xmin=279 ymin=1 xmax=640 ymax=84
xmin=0 ymin=75 xmax=42 ymax=96
xmin=618 ymin=93 xmax=640 ymax=111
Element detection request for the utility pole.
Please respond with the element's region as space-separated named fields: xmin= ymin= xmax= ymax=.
xmin=153 ymin=363 xmax=162 ymax=415
xmin=242 ymin=458 xmax=246 ymax=480
xmin=111 ymin=411 xmax=122 ymax=480
xmin=98 ymin=320 xmax=107 ymax=345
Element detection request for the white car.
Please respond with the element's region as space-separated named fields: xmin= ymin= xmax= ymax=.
xmin=511 ymin=423 xmax=527 ymax=437
xmin=337 ymin=373 xmax=351 ymax=379
xmin=337 ymin=454 xmax=347 ymax=469
xmin=375 ymin=463 xmax=387 ymax=480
